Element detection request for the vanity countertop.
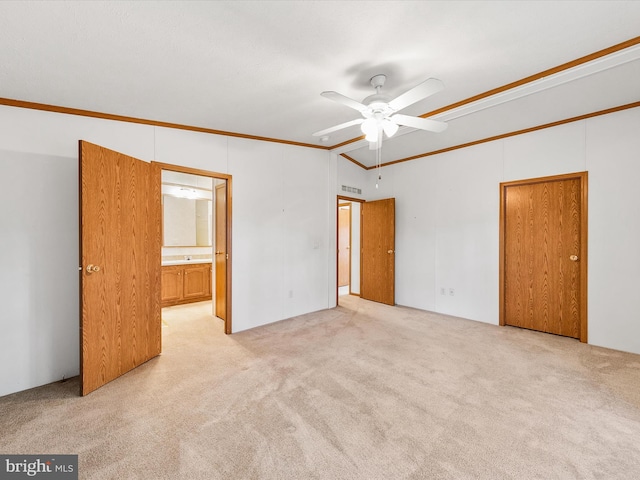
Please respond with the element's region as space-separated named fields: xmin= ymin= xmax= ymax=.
xmin=162 ymin=259 xmax=212 ymax=266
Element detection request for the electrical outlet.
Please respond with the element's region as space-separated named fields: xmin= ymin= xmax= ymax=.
xmin=440 ymin=287 xmax=446 ymax=295
xmin=449 ymin=288 xmax=455 ymax=296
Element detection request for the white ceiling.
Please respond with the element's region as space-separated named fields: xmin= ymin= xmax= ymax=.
xmin=1 ymin=1 xmax=638 ymax=167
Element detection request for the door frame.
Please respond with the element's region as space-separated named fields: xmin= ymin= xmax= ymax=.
xmin=336 ymin=195 xmax=364 ymax=306
xmin=155 ymin=162 xmax=233 ymax=334
xmin=338 ymin=202 xmax=352 ymax=290
xmin=499 ymin=171 xmax=588 ymax=342
xmin=214 ymin=182 xmax=227 ymax=321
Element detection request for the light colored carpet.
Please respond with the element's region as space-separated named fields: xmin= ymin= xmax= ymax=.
xmin=1 ymin=297 xmax=640 ymax=479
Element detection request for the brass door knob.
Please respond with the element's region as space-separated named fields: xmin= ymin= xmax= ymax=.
xmin=569 ymin=255 xmax=579 ymax=262
xmin=387 ymin=250 xmax=394 ymax=254
xmin=86 ymin=264 xmax=101 ymax=273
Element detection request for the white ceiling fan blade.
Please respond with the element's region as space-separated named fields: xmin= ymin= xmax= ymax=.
xmin=388 ymin=78 xmax=444 ymax=112
xmin=391 ymin=114 xmax=448 ymax=133
xmin=321 ymin=91 xmax=368 ymax=113
xmin=312 ymin=118 xmax=364 ymax=137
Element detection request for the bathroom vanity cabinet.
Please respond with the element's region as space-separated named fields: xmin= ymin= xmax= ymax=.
xmin=161 ymin=262 xmax=212 ymax=307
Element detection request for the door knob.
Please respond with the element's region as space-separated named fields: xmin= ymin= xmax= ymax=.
xmin=569 ymin=255 xmax=579 ymax=262
xmin=215 ymin=251 xmax=224 ymax=255
xmin=387 ymin=250 xmax=394 ymax=254
xmin=86 ymin=264 xmax=101 ymax=273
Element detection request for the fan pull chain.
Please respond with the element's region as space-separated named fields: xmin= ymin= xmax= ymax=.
xmin=375 ymin=126 xmax=382 ymax=189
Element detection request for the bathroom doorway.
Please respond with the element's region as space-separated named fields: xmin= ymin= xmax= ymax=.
xmin=157 ymin=163 xmax=232 ymax=334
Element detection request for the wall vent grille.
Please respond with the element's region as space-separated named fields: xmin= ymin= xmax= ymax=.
xmin=341 ymin=185 xmax=362 ymax=195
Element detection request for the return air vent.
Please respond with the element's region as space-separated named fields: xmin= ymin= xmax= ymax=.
xmin=341 ymin=185 xmax=362 ymax=195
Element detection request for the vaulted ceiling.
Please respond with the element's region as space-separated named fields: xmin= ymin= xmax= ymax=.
xmin=1 ymin=1 xmax=638 ymax=168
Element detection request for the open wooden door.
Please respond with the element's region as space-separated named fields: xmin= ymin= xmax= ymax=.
xmin=79 ymin=141 xmax=161 ymax=396
xmin=361 ymin=198 xmax=395 ymax=305
xmin=215 ymin=182 xmax=227 ymax=320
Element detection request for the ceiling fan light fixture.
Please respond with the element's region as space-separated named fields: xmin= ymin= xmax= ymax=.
xmin=365 ymin=131 xmax=378 ymax=143
xmin=361 ymin=118 xmax=378 ymax=136
xmin=382 ymin=119 xmax=398 ymax=138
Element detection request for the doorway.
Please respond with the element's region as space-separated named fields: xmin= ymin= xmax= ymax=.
xmin=338 ymin=203 xmax=351 ymax=296
xmin=499 ymin=171 xmax=588 ymax=342
xmin=79 ymin=142 xmax=233 ymax=396
xmin=336 ymin=196 xmax=363 ymax=304
xmin=157 ymin=163 xmax=233 ymax=335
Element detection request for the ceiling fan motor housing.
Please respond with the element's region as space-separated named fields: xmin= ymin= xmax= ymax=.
xmin=363 ymin=74 xmax=394 ymax=118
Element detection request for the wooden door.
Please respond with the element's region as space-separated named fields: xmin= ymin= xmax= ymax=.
xmin=80 ymin=141 xmax=161 ymax=396
xmin=338 ymin=204 xmax=351 ymax=287
xmin=500 ymin=172 xmax=588 ymax=341
xmin=215 ymin=183 xmax=227 ymax=320
xmin=361 ymin=198 xmax=395 ymax=305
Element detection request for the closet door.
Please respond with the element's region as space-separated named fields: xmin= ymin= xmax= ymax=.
xmin=500 ymin=172 xmax=587 ymax=341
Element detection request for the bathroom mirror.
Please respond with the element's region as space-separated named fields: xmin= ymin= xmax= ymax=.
xmin=163 ymin=195 xmax=212 ymax=247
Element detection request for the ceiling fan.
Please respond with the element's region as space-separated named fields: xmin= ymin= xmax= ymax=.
xmin=313 ymin=74 xmax=448 ymax=147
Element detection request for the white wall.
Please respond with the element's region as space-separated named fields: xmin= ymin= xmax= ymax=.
xmin=0 ymin=105 xmax=334 ymax=397
xmin=0 ymin=150 xmax=79 ymax=396
xmin=366 ymin=142 xmax=502 ymax=322
xmin=228 ymin=136 xmax=332 ymax=327
xmin=337 ymin=155 xmax=368 ymax=201
xmin=585 ymin=108 xmax=640 ymax=354
xmin=355 ymin=108 xmax=640 ymax=355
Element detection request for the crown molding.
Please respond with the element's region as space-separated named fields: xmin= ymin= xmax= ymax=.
xmin=0 ymin=98 xmax=331 ymax=151
xmin=368 ymin=101 xmax=640 ymax=170
xmin=0 ymin=36 xmax=638 ymax=165
xmin=332 ymin=36 xmax=640 ymax=160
